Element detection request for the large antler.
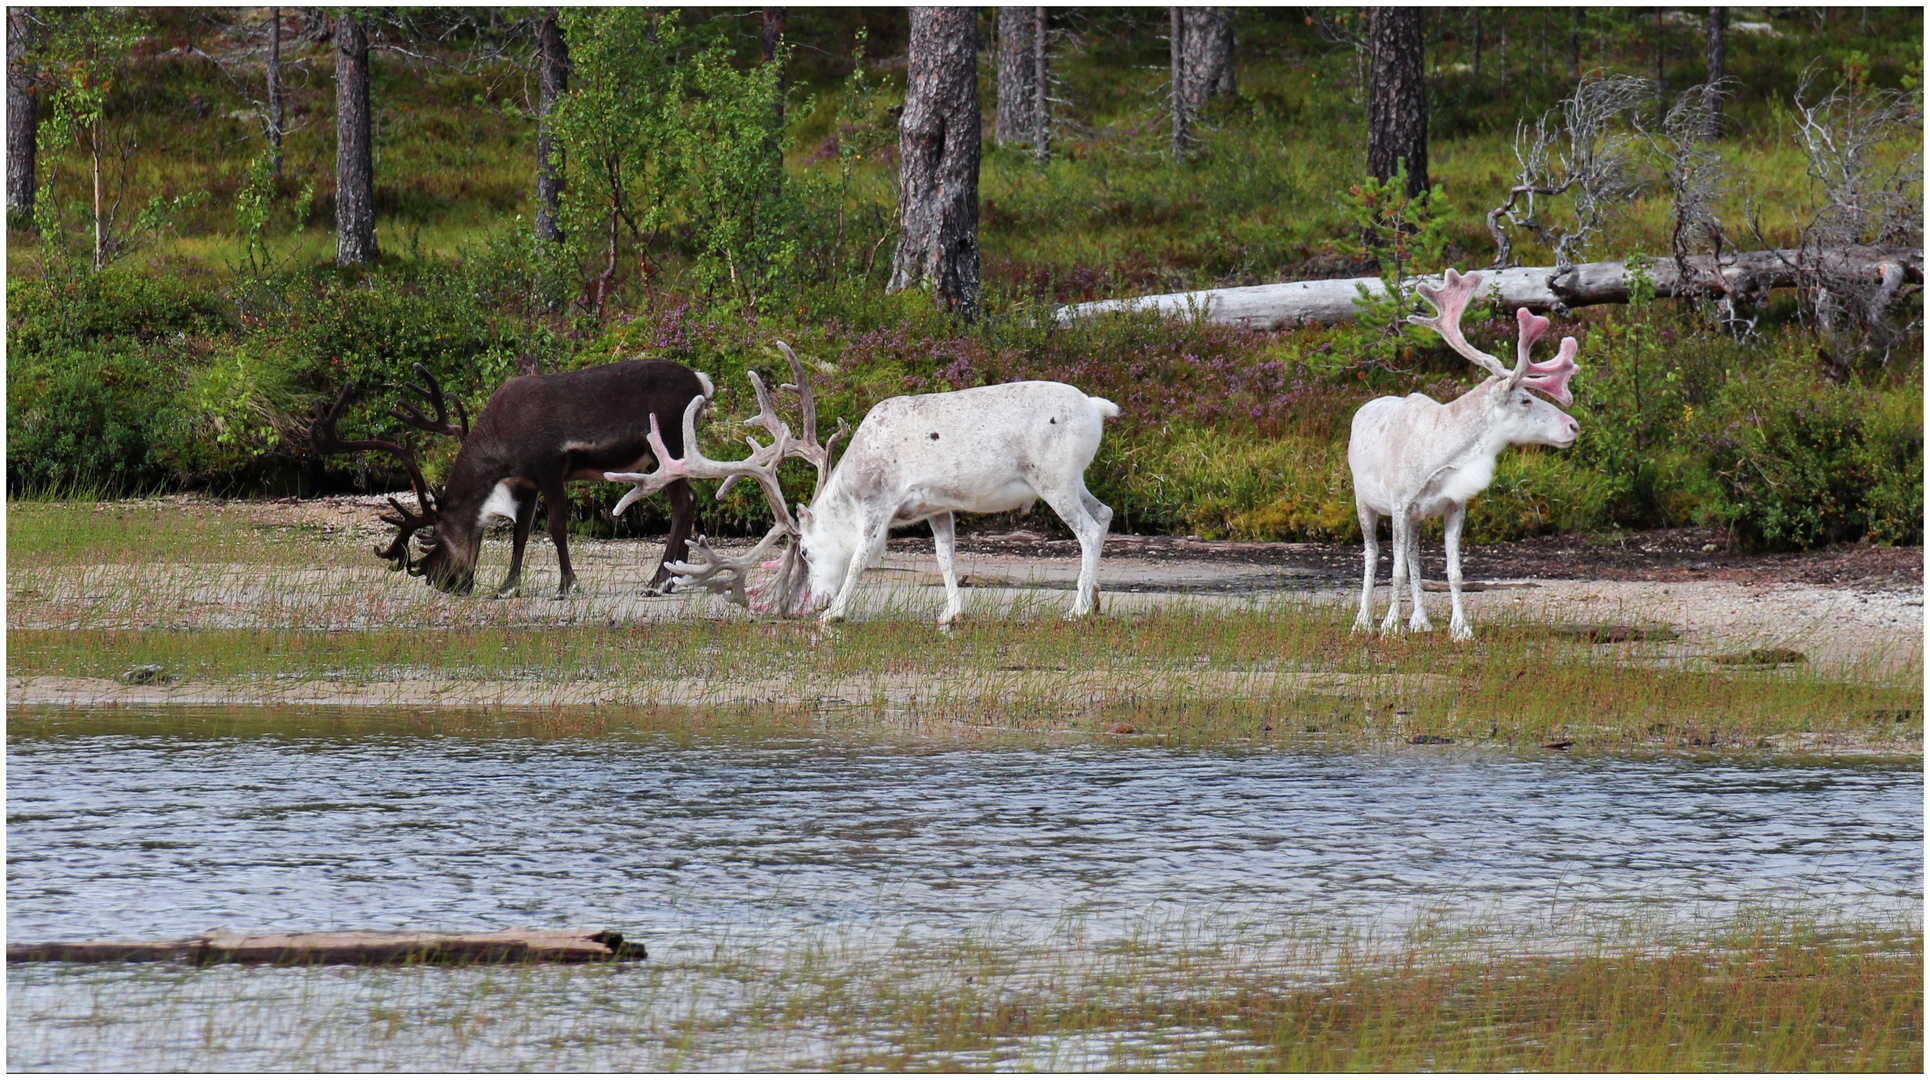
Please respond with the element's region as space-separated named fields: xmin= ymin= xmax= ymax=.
xmin=1508 ymin=308 xmax=1579 ymax=406
xmin=1411 ymin=269 xmax=1579 ymax=405
xmin=385 ymin=362 xmax=469 ymax=439
xmin=309 ymin=374 xmax=455 ymax=571
xmin=604 ymin=341 xmax=847 ymax=614
xmin=1409 ymin=268 xmax=1510 ymax=379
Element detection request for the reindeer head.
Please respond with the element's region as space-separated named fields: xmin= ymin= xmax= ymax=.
xmin=1410 ymin=268 xmax=1581 ymax=449
xmin=794 ymin=502 xmax=852 ymax=614
xmin=310 ymin=364 xmax=471 ymax=589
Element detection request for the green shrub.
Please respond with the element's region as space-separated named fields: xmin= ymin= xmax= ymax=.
xmin=1692 ymin=359 xmax=1923 ymax=549
xmin=6 ymin=346 xmax=172 ymax=493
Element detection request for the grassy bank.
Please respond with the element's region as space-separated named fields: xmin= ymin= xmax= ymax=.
xmin=8 ymin=497 xmax=1921 ymax=752
xmin=8 ymin=911 xmax=1920 ymax=1071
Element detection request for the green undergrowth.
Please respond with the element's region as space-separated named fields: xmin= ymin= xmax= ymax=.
xmin=5 ymin=10 xmax=1920 ymax=550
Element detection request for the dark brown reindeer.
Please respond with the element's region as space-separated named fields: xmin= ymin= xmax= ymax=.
xmin=311 ymin=359 xmax=711 ymax=599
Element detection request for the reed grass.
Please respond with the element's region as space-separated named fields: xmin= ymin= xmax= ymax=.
xmin=6 ymin=909 xmax=1919 ymax=1071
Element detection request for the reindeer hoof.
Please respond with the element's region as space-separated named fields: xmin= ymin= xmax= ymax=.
xmin=1351 ymin=617 xmax=1374 ymax=635
xmin=1449 ymin=622 xmax=1474 ymax=642
xmin=493 ymin=586 xmax=520 ymax=600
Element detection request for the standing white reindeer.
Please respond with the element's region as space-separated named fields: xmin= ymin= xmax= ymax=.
xmin=1349 ymin=268 xmax=1580 ymax=641
xmin=606 ymin=343 xmax=1120 ymax=625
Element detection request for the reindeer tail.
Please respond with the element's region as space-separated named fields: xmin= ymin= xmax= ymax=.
xmin=1088 ymin=396 xmax=1121 ymax=421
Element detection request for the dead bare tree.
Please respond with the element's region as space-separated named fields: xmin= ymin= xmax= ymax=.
xmin=1485 ymin=73 xmax=1652 ymax=271
xmin=1772 ymin=63 xmax=1924 ymax=362
xmin=1642 ymin=83 xmax=1744 ymax=326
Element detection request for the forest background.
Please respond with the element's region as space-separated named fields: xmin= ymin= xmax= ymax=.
xmin=5 ymin=6 xmax=1922 ymax=551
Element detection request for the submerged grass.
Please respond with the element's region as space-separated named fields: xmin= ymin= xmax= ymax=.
xmin=7 ymin=911 xmax=1920 ymax=1071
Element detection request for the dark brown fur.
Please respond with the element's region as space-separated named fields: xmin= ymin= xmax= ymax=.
xmin=411 ymin=359 xmax=706 ymax=599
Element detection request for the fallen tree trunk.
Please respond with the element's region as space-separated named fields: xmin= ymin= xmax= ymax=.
xmin=1056 ymin=246 xmax=1923 ymax=328
xmin=7 ymin=927 xmax=646 ymax=965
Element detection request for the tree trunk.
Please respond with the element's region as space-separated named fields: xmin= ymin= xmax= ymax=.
xmin=1169 ymin=6 xmax=1233 ymax=159
xmin=1187 ymin=7 xmax=1234 ymax=99
xmin=267 ymin=7 xmax=284 ymax=174
xmin=1702 ymin=6 xmax=1727 ymax=140
xmin=994 ymin=6 xmax=1040 ymax=148
xmin=1031 ymin=5 xmax=1047 ymax=164
xmin=6 ymin=6 xmax=34 ymax=221
xmin=1470 ymin=10 xmax=1480 ymax=81
xmin=888 ymin=6 xmax=981 ymax=322
xmin=761 ymin=6 xmax=785 ymax=121
xmin=533 ymin=8 xmax=569 ymax=244
xmin=1057 ymin=247 xmax=1926 ymax=328
xmin=1653 ymin=8 xmax=1667 ymax=126
xmin=334 ymin=11 xmax=378 ymax=265
xmin=1168 ymin=7 xmax=1187 ymax=157
xmin=1366 ymin=7 xmax=1428 ymax=197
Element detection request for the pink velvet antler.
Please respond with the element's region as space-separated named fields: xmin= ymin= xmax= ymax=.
xmin=1410 ymin=269 xmax=1510 ymax=379
xmin=1504 ymin=307 xmax=1577 ymax=406
xmin=1514 ymin=307 xmax=1551 ymax=364
xmin=1519 ymin=336 xmax=1579 ymax=406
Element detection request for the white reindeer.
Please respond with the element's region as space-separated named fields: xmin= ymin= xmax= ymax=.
xmin=604 ymin=343 xmax=1119 ymax=625
xmin=1349 ymin=268 xmax=1580 ymax=641
xmin=798 ymin=381 xmax=1119 ymax=624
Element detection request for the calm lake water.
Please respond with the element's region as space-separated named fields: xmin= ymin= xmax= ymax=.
xmin=7 ymin=707 xmax=1923 ymax=1070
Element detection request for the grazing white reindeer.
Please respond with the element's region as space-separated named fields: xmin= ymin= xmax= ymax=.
xmin=605 ymin=343 xmax=1120 ymax=625
xmin=798 ymin=381 xmax=1119 ymax=624
xmin=1348 ymin=268 xmax=1580 ymax=641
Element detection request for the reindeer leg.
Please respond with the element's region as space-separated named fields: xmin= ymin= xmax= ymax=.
xmin=541 ymin=480 xmax=576 ymax=600
xmin=930 ymin=511 xmax=964 ymax=626
xmin=1079 ymin=489 xmax=1113 ymax=616
xmin=647 ymin=478 xmax=696 ymax=596
xmin=1444 ymin=500 xmax=1473 ymax=641
xmin=1406 ymin=509 xmax=1434 ymax=634
xmin=1380 ymin=509 xmax=1408 ymax=636
xmin=1038 ymin=481 xmax=1109 ymax=619
xmin=495 ymin=492 xmax=537 ymax=599
xmin=1354 ymin=503 xmax=1379 ymax=635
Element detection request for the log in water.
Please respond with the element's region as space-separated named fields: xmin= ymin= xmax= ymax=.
xmin=7 ymin=927 xmax=646 ymax=965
